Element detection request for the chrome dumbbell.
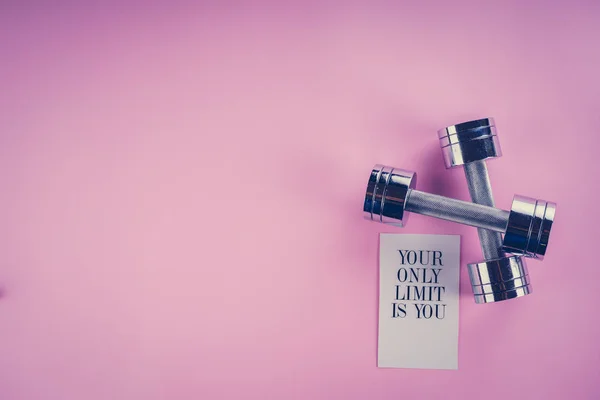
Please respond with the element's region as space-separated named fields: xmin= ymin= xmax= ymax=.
xmin=363 ymin=165 xmax=556 ymax=303
xmin=438 ymin=118 xmax=504 ymax=260
xmin=438 ymin=117 xmax=527 ymax=303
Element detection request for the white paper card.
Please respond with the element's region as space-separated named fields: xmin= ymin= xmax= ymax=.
xmin=378 ymin=233 xmax=460 ymax=370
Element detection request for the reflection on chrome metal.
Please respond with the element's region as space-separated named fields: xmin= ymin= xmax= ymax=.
xmin=363 ymin=164 xmax=556 ymax=259
xmin=438 ymin=118 xmax=502 ymax=168
xmin=363 ymin=164 xmax=416 ymax=227
xmin=468 ymin=255 xmax=531 ymax=304
xmin=503 ymin=195 xmax=557 ymax=260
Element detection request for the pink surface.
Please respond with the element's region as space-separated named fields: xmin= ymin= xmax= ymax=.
xmin=1 ymin=2 xmax=599 ymax=399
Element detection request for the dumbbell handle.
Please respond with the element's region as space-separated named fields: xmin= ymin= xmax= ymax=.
xmin=464 ymin=160 xmax=505 ymax=260
xmin=438 ymin=119 xmax=505 ymax=260
xmin=405 ymin=189 xmax=509 ymax=232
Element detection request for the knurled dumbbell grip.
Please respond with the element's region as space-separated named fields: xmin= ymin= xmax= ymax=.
xmin=464 ymin=161 xmax=505 ymax=260
xmin=404 ymin=189 xmax=509 ymax=232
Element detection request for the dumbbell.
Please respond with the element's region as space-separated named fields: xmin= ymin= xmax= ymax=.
xmin=363 ymin=165 xmax=556 ymax=303
xmin=438 ymin=118 xmax=504 ymax=260
xmin=437 ymin=117 xmax=527 ymax=303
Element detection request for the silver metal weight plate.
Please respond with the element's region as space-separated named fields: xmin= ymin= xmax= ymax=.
xmin=363 ymin=164 xmax=417 ymax=227
xmin=468 ymin=255 xmax=532 ymax=304
xmin=503 ymin=195 xmax=557 ymax=259
xmin=438 ymin=117 xmax=502 ymax=168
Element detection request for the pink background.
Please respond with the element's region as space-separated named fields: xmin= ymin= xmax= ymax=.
xmin=2 ymin=2 xmax=600 ymax=399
